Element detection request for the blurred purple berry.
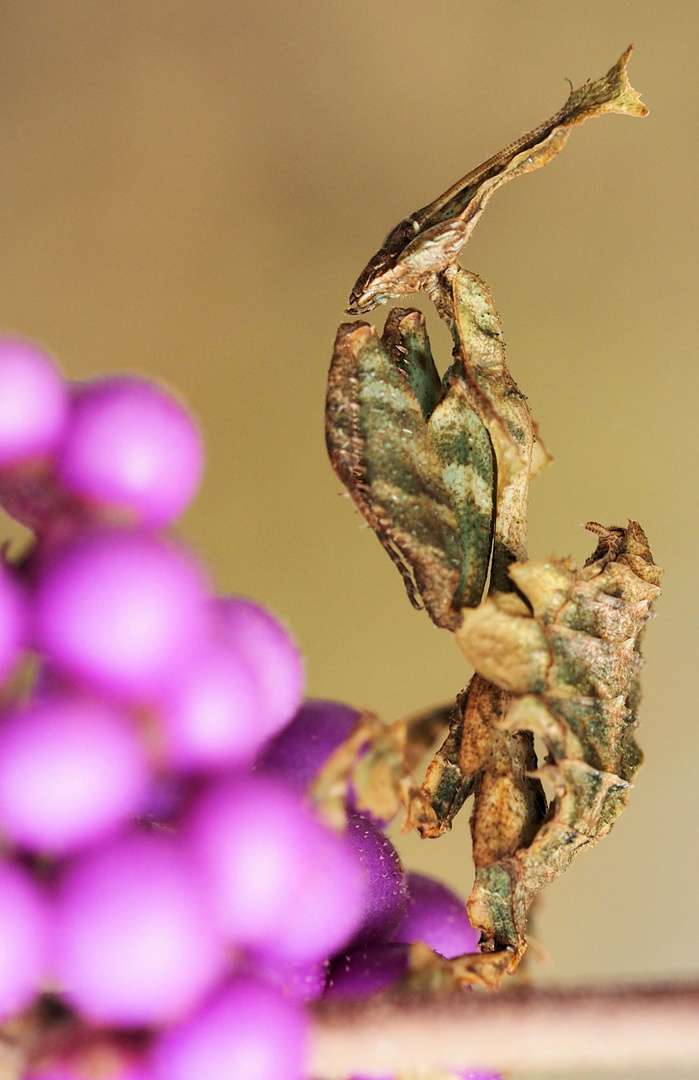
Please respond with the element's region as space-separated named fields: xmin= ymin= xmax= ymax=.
xmin=35 ymin=530 xmax=210 ymax=700
xmin=0 ymin=859 xmax=48 ymax=1020
xmin=139 ymin=771 xmax=199 ymax=829
xmin=273 ymin=814 xmax=367 ymax=965
xmin=0 ymin=564 xmax=25 ymax=683
xmin=186 ymin=774 xmax=364 ymax=964
xmin=52 ymin=830 xmax=225 ymax=1026
xmin=0 ymin=339 xmax=68 ymax=466
xmin=212 ymin=598 xmax=303 ymax=740
xmin=157 ymin=637 xmax=265 ymax=773
xmin=58 ymin=377 xmax=203 ymax=528
xmin=0 ymin=693 xmax=149 ymax=854
xmin=149 ymin=977 xmax=307 ymax=1080
xmin=257 ymin=698 xmax=359 ymax=793
xmin=253 ymin=954 xmax=326 ymax=1003
xmin=0 ymin=339 xmax=500 ymax=1077
xmin=391 ymin=872 xmax=479 ymax=958
xmin=324 ymin=942 xmax=410 ymax=999
xmin=344 ymin=816 xmax=408 ymax=947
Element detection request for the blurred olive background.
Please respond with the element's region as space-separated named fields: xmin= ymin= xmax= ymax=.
xmin=0 ymin=2 xmax=696 ymax=1075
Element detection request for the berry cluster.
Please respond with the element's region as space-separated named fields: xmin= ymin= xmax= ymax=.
xmin=0 ymin=339 xmax=499 ymax=1080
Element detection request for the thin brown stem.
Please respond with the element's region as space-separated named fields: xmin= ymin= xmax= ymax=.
xmin=310 ymin=982 xmax=699 ymax=1077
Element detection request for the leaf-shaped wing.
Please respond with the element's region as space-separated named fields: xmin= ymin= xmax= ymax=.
xmin=326 ymin=321 xmax=463 ymax=629
xmin=435 ymin=267 xmax=541 ymax=593
xmin=427 ymin=370 xmax=495 ymax=608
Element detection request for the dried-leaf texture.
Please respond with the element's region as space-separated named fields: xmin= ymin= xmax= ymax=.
xmin=347 ymin=46 xmax=646 ymax=315
xmin=326 ymin=321 xmax=464 ymax=628
xmin=454 ymin=522 xmax=661 ymax=978
xmin=324 ymin=48 xmax=655 ymax=993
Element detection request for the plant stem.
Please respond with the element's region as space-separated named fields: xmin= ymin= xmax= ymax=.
xmin=310 ymin=982 xmax=699 ymax=1076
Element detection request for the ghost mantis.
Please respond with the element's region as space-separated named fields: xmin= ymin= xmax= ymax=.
xmin=321 ymin=47 xmax=660 ymax=988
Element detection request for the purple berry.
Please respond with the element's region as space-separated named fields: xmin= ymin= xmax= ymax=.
xmin=0 ymin=339 xmax=68 ymax=466
xmin=0 ymin=693 xmax=149 ymax=854
xmin=279 ymin=818 xmax=367 ymax=965
xmin=257 ymin=698 xmax=360 ymax=794
xmin=324 ymin=942 xmax=410 ymax=999
xmin=344 ymin=816 xmax=408 ymax=947
xmin=139 ymin=772 xmax=193 ymax=827
xmin=0 ymin=565 xmax=25 ymax=683
xmin=157 ymin=637 xmax=265 ymax=773
xmin=0 ymin=859 xmax=48 ymax=1020
xmin=148 ymin=977 xmax=307 ymax=1080
xmin=391 ymin=872 xmax=479 ymax=958
xmin=58 ymin=377 xmax=203 ymax=528
xmin=252 ymin=955 xmax=327 ymax=1003
xmin=35 ymin=530 xmax=210 ymax=700
xmin=52 ymin=830 xmax=225 ymax=1026
xmin=186 ymin=774 xmax=365 ymax=964
xmin=212 ymin=598 xmax=303 ymax=740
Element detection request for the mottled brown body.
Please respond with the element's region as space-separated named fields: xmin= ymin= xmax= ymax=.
xmin=456 ymin=522 xmax=660 ymax=978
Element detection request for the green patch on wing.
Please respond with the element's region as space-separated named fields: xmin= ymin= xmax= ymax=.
xmin=427 ymin=368 xmax=495 ymax=608
xmin=326 ymin=321 xmax=464 ymax=629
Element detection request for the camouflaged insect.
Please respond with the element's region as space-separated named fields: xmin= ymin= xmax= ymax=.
xmin=321 ymin=48 xmax=659 ymax=989
xmin=326 ymin=46 xmax=646 ymax=627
